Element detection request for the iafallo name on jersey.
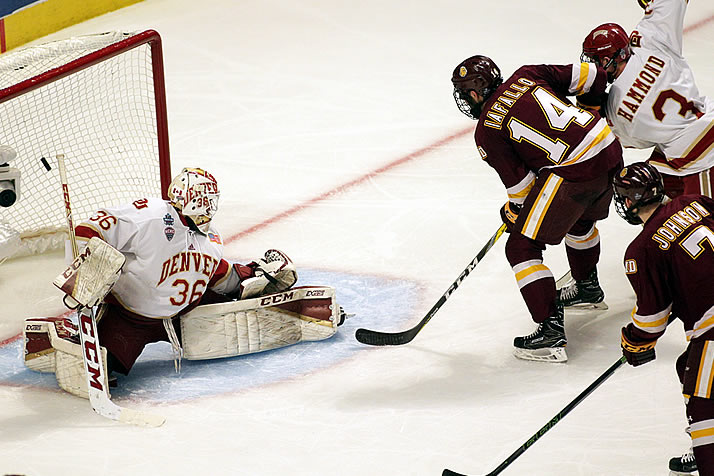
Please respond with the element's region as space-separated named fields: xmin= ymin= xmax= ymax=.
xmin=650 ymin=200 xmax=711 ymax=250
xmin=482 ymin=77 xmax=536 ymax=129
xmin=157 ymin=251 xmax=221 ymax=285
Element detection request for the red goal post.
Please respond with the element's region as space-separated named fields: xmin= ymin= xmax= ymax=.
xmin=0 ymin=30 xmax=171 ymax=257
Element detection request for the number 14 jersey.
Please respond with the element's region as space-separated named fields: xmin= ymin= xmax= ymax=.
xmin=474 ymin=63 xmax=622 ymax=203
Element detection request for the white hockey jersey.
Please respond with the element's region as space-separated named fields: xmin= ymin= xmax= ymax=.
xmin=606 ymin=0 xmax=714 ymax=175
xmin=75 ymin=197 xmax=240 ymax=319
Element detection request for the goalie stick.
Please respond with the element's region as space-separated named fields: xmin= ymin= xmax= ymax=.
xmin=355 ymin=223 xmax=507 ymax=346
xmin=442 ymin=356 xmax=626 ymax=476
xmin=56 ymin=154 xmax=165 ymax=428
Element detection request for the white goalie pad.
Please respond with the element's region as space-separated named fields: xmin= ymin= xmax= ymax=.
xmin=23 ymin=316 xmax=109 ymax=399
xmin=180 ymin=286 xmax=339 ymax=360
xmin=53 ymin=236 xmax=125 ymax=308
xmin=23 ymin=317 xmax=77 ymax=373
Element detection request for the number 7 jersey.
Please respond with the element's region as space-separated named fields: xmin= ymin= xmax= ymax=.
xmin=474 ymin=63 xmax=622 ymax=200
xmin=624 ymin=195 xmax=714 ymax=342
xmin=74 ymin=197 xmax=239 ymax=319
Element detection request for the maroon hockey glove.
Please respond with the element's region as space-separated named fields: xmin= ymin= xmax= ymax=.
xmin=621 ymin=326 xmax=657 ymax=367
xmin=499 ymin=202 xmax=521 ymax=233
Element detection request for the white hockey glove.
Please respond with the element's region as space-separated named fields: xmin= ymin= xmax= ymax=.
xmin=53 ymin=237 xmax=125 ymax=308
xmin=239 ymin=249 xmax=298 ymax=299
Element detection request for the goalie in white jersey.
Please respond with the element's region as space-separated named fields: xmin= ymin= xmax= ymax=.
xmin=580 ymin=0 xmax=714 ymax=198
xmin=23 ymin=167 xmax=344 ymax=398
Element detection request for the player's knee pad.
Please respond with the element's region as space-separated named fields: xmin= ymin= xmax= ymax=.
xmin=180 ymin=286 xmax=339 ymax=360
xmin=565 ymin=224 xmax=600 ymax=250
xmin=504 ymin=232 xmax=545 ymax=266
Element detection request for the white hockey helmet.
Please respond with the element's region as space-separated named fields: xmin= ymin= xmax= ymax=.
xmin=167 ymin=167 xmax=220 ymax=232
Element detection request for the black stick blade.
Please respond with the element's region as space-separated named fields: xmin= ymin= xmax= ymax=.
xmin=354 ymin=327 xmax=416 ymax=346
xmin=442 ymin=470 xmax=469 ymax=476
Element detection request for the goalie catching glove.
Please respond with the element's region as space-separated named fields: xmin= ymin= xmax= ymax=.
xmin=621 ymin=325 xmax=657 ymax=367
xmin=238 ymin=249 xmax=298 ymax=299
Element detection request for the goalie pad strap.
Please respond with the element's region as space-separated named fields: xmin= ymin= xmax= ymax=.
xmin=180 ymin=286 xmax=338 ymax=360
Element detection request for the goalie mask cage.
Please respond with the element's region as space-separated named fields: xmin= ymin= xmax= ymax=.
xmin=0 ymin=30 xmax=171 ymax=257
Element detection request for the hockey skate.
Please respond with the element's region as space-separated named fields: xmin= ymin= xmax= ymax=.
xmin=557 ymin=269 xmax=608 ymax=311
xmin=513 ymin=304 xmax=567 ymax=363
xmin=669 ymin=448 xmax=697 ymax=475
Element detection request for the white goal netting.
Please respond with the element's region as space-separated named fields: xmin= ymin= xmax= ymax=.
xmin=0 ymin=30 xmax=171 ymax=258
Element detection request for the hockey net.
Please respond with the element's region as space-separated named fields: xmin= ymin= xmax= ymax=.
xmin=0 ymin=30 xmax=171 ymax=258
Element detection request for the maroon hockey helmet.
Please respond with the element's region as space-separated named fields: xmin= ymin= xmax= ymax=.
xmin=581 ymin=23 xmax=631 ymax=81
xmin=451 ymin=55 xmax=503 ymax=120
xmin=612 ymin=162 xmax=664 ymax=225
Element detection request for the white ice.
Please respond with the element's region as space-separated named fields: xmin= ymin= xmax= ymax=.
xmin=1 ymin=1 xmax=714 ymax=475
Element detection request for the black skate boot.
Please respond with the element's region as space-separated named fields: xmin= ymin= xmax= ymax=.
xmin=669 ymin=448 xmax=696 ymax=475
xmin=557 ymin=269 xmax=607 ymax=310
xmin=513 ymin=303 xmax=567 ymax=362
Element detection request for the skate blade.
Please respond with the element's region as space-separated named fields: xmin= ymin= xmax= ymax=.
xmin=564 ymin=301 xmax=609 ymax=312
xmin=669 ymin=471 xmax=698 ymax=476
xmin=513 ymin=346 xmax=568 ymax=363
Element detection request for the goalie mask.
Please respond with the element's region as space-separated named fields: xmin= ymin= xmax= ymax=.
xmin=451 ymin=55 xmax=503 ymax=120
xmin=612 ymin=162 xmax=664 ymax=225
xmin=167 ymin=167 xmax=220 ymax=233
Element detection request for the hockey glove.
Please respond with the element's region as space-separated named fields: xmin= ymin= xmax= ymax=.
xmin=500 ymin=201 xmax=521 ymax=233
xmin=637 ymin=0 xmax=651 ymax=10
xmin=621 ymin=325 xmax=657 ymax=367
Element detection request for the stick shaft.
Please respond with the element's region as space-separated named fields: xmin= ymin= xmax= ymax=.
xmin=443 ymin=356 xmax=626 ymax=476
xmin=355 ymin=223 xmax=507 ymax=345
xmin=56 ymin=154 xmax=78 ymax=258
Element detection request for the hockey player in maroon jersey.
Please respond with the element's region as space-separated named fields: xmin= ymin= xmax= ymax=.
xmin=451 ymin=55 xmax=623 ymax=362
xmin=614 ymin=162 xmax=714 ymax=475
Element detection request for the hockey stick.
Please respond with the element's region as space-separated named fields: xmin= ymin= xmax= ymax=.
xmin=555 ymin=269 xmax=572 ymax=288
xmin=56 ymin=154 xmax=165 ymax=427
xmin=355 ymin=223 xmax=507 ymax=346
xmin=442 ymin=355 xmax=627 ymax=476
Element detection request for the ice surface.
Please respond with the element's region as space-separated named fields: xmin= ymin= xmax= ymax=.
xmin=1 ymin=1 xmax=713 ymax=475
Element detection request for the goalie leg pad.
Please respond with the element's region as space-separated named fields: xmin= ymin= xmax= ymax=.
xmin=23 ymin=317 xmax=78 ymax=373
xmin=180 ymin=286 xmax=338 ymax=360
xmin=48 ymin=321 xmax=110 ymax=399
xmin=24 ymin=316 xmax=109 ymax=399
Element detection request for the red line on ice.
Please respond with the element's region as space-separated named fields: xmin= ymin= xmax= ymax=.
xmin=224 ymin=126 xmax=473 ymax=243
